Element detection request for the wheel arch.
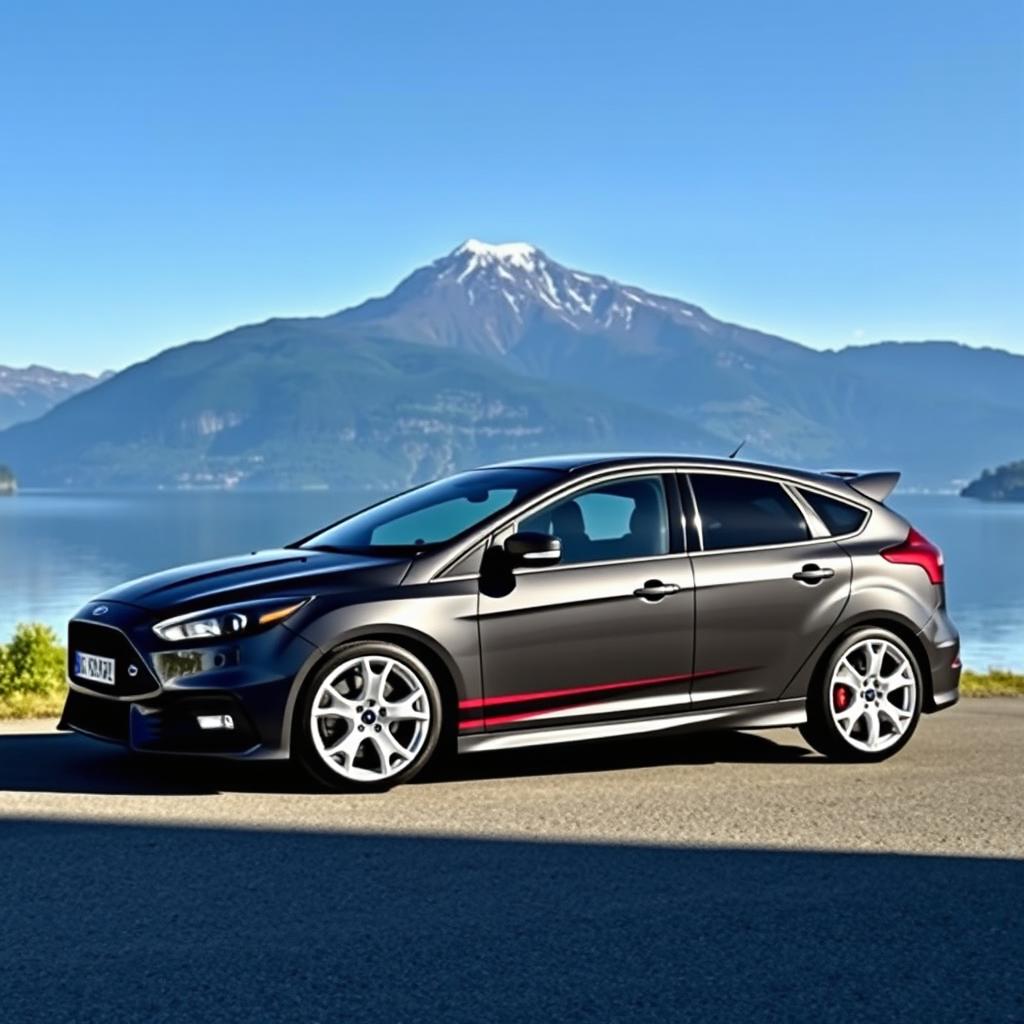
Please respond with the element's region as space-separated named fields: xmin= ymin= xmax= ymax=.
xmin=801 ymin=613 xmax=935 ymax=711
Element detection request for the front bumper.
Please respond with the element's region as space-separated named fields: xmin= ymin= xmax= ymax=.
xmin=60 ymin=689 xmax=268 ymax=755
xmin=59 ymin=601 xmax=320 ymax=758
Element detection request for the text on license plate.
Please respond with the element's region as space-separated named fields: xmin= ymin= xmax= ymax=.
xmin=75 ymin=651 xmax=115 ymax=685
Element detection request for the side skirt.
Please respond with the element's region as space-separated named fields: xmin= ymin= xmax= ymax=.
xmin=458 ymin=697 xmax=807 ymax=754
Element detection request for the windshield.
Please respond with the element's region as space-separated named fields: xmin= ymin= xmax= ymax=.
xmin=299 ymin=468 xmax=561 ymax=553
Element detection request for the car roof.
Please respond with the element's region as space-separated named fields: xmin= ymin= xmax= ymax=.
xmin=483 ymin=452 xmax=847 ymax=489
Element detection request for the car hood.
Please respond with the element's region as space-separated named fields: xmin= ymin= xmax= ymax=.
xmin=96 ymin=548 xmax=411 ymax=611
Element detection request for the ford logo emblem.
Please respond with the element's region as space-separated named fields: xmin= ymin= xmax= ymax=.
xmin=92 ymin=605 xmax=109 ymax=617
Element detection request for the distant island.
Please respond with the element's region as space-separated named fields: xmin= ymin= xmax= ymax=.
xmin=0 ymin=464 xmax=16 ymax=495
xmin=961 ymin=460 xmax=1024 ymax=502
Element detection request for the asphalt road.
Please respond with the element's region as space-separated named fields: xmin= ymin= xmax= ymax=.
xmin=0 ymin=699 xmax=1021 ymax=1023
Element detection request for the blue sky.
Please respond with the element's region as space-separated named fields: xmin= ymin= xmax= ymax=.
xmin=1 ymin=0 xmax=1021 ymax=373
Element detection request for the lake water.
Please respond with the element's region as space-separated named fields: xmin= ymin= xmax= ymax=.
xmin=1 ymin=490 xmax=1022 ymax=670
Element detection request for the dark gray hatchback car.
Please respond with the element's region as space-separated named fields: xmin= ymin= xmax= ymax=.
xmin=60 ymin=454 xmax=961 ymax=789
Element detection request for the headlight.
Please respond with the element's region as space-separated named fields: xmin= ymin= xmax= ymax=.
xmin=152 ymin=598 xmax=310 ymax=643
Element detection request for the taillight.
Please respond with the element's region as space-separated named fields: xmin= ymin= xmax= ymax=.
xmin=881 ymin=527 xmax=944 ymax=585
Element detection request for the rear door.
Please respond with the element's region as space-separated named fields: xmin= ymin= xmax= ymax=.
xmin=474 ymin=473 xmax=696 ymax=736
xmin=684 ymin=471 xmax=851 ymax=709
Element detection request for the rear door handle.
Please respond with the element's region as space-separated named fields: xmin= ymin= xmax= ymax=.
xmin=634 ymin=580 xmax=683 ymax=600
xmin=792 ymin=564 xmax=835 ymax=584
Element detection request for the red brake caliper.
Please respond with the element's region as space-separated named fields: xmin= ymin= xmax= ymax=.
xmin=834 ymin=686 xmax=850 ymax=711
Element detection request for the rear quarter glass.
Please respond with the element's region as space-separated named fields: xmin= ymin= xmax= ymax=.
xmin=798 ymin=489 xmax=868 ymax=535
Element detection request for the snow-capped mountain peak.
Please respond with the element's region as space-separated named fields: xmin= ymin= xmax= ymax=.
xmin=334 ymin=239 xmax=717 ymax=358
xmin=434 ymin=243 xmax=621 ymax=335
xmin=436 ymin=239 xmax=709 ymax=330
xmin=451 ymin=239 xmax=539 ymax=268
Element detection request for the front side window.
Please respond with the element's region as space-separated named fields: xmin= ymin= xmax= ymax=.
xmin=689 ymin=473 xmax=809 ymax=551
xmin=519 ymin=476 xmax=670 ymax=565
xmin=301 ymin=468 xmax=560 ymax=553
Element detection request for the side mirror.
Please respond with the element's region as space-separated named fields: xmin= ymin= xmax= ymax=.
xmin=504 ymin=531 xmax=562 ymax=567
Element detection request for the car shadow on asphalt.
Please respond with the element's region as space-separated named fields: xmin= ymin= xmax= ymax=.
xmin=0 ymin=817 xmax=1020 ymax=1024
xmin=0 ymin=728 xmax=813 ymax=796
xmin=430 ymin=728 xmax=813 ymax=784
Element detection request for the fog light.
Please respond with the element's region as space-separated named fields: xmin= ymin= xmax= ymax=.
xmin=197 ymin=714 xmax=235 ymax=731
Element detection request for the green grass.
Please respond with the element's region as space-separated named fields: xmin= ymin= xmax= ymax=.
xmin=0 ymin=623 xmax=1021 ymax=719
xmin=0 ymin=688 xmax=67 ymax=719
xmin=960 ymin=669 xmax=1024 ymax=697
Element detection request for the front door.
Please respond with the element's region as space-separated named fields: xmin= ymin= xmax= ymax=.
xmin=474 ymin=474 xmax=696 ymax=736
xmin=684 ymin=471 xmax=852 ymax=709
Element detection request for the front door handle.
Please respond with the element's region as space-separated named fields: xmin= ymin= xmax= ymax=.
xmin=634 ymin=580 xmax=682 ymax=601
xmin=792 ymin=564 xmax=835 ymax=584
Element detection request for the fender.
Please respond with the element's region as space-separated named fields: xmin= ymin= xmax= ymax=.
xmin=779 ymin=591 xmax=938 ymax=705
xmin=279 ymin=588 xmax=480 ymax=754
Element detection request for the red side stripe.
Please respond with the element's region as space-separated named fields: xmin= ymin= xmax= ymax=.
xmin=461 ymin=697 xmax=635 ymax=731
xmin=458 ymin=668 xmax=731 ymax=711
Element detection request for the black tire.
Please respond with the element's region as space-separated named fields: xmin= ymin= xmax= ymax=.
xmin=293 ymin=640 xmax=444 ymax=791
xmin=800 ymin=626 xmax=923 ymax=763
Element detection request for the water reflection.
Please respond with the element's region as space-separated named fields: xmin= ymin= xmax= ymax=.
xmin=0 ymin=490 xmax=368 ymax=636
xmin=1 ymin=490 xmax=1022 ymax=670
xmin=892 ymin=495 xmax=1024 ymax=671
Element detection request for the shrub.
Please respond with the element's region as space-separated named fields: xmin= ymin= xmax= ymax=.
xmin=961 ymin=668 xmax=1024 ymax=697
xmin=0 ymin=623 xmax=67 ymax=697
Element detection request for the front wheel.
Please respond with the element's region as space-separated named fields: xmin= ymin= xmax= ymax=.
xmin=294 ymin=641 xmax=443 ymax=791
xmin=800 ymin=627 xmax=923 ymax=762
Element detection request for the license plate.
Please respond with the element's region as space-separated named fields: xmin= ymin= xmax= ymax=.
xmin=75 ymin=651 xmax=116 ymax=685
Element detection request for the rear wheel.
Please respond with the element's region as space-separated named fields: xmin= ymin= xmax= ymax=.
xmin=800 ymin=627 xmax=922 ymax=762
xmin=294 ymin=641 xmax=443 ymax=791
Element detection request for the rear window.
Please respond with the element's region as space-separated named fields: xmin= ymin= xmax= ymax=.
xmin=689 ymin=473 xmax=810 ymax=550
xmin=799 ymin=489 xmax=868 ymax=536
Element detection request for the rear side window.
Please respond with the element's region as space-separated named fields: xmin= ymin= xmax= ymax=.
xmin=689 ymin=474 xmax=810 ymax=551
xmin=799 ymin=489 xmax=868 ymax=536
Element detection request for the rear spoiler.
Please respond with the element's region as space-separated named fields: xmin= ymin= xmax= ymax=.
xmin=822 ymin=470 xmax=901 ymax=503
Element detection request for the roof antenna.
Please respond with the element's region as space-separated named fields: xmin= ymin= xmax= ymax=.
xmin=727 ymin=439 xmax=746 ymax=459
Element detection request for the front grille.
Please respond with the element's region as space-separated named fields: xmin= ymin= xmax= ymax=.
xmin=60 ymin=689 xmax=131 ymax=743
xmin=67 ymin=620 xmax=159 ymax=697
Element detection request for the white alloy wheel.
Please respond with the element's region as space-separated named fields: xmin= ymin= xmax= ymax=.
xmin=309 ymin=654 xmax=433 ymax=784
xmin=828 ymin=637 xmax=917 ymax=754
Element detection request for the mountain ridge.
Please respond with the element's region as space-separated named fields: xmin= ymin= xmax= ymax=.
xmin=1 ymin=240 xmax=1020 ymax=490
xmin=0 ymin=364 xmax=110 ymax=430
